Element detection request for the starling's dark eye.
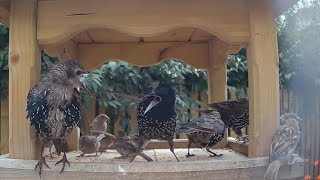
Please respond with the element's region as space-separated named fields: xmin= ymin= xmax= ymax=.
xmin=76 ymin=70 xmax=82 ymax=75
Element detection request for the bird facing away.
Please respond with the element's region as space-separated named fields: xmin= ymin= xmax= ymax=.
xmin=78 ymin=133 xmax=106 ymax=157
xmin=208 ymin=98 xmax=249 ymax=143
xmin=26 ymin=60 xmax=91 ymax=176
xmin=114 ymin=130 xmax=153 ymax=162
xmin=89 ymin=114 xmax=110 ymax=133
xmin=264 ymin=113 xmax=301 ymax=180
xmin=136 ymin=84 xmax=179 ymax=162
xmin=91 ymin=130 xmax=116 ymax=153
xmin=178 ymin=111 xmax=225 ymax=157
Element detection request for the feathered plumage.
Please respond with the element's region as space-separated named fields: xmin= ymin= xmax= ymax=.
xmin=206 ymin=98 xmax=249 ymax=142
xmin=114 ymin=130 xmax=153 ymax=162
xmin=136 ymin=84 xmax=179 ymax=161
xmin=178 ymin=111 xmax=225 ymax=157
xmin=26 ymin=60 xmax=90 ymax=176
xmin=78 ymin=133 xmax=106 ymax=157
xmin=264 ymin=113 xmax=301 ymax=180
xmin=89 ymin=114 xmax=110 ymax=133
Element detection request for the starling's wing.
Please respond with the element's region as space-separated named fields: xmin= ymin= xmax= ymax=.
xmin=178 ymin=113 xmax=224 ymax=134
xmin=77 ymin=104 xmax=90 ymax=135
xmin=60 ymin=94 xmax=82 ymax=136
xmin=26 ymin=86 xmax=52 ymax=138
xmin=270 ymin=123 xmax=300 ymax=162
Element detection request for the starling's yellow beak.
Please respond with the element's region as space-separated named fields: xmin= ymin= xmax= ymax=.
xmin=144 ymin=96 xmax=161 ymax=115
xmin=80 ymin=82 xmax=93 ymax=98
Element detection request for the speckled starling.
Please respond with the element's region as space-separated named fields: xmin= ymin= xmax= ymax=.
xmin=178 ymin=111 xmax=225 ymax=157
xmin=264 ymin=113 xmax=301 ymax=180
xmin=89 ymin=114 xmax=110 ymax=133
xmin=78 ymin=133 xmax=106 ymax=157
xmin=208 ymin=98 xmax=249 ymax=143
xmin=114 ymin=130 xmax=153 ymax=162
xmin=136 ymin=84 xmax=179 ymax=162
xmin=26 ymin=60 xmax=91 ymax=176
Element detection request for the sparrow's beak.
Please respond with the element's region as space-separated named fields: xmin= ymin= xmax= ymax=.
xmin=144 ymin=96 xmax=161 ymax=115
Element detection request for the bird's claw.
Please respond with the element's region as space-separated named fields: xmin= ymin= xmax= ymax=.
xmin=209 ymin=154 xmax=223 ymax=158
xmin=55 ymin=155 xmax=70 ymax=174
xmin=185 ymin=153 xmax=195 ymax=158
xmin=34 ymin=157 xmax=50 ymax=177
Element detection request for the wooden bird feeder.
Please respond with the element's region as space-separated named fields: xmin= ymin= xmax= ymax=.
xmin=0 ymin=0 xmax=304 ymax=179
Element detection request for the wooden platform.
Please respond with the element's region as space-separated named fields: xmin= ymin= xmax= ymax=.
xmin=0 ymin=148 xmax=304 ymax=180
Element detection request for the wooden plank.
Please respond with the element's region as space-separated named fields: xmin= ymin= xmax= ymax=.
xmin=77 ymin=42 xmax=209 ymax=71
xmin=72 ymin=30 xmax=93 ymax=44
xmin=144 ymin=27 xmax=195 ymax=42
xmin=87 ymin=29 xmax=139 ymax=43
xmin=42 ymin=40 xmax=78 ymax=61
xmin=247 ymin=0 xmax=280 ymax=157
xmin=37 ymin=0 xmax=250 ymax=45
xmin=0 ymin=97 xmax=9 ymax=155
xmin=8 ymin=0 xmax=40 ymax=160
xmin=0 ymin=5 xmax=10 ymax=26
xmin=207 ymin=38 xmax=232 ymax=148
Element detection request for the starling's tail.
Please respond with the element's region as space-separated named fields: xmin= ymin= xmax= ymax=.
xmin=138 ymin=152 xmax=153 ymax=162
xmin=264 ymin=160 xmax=282 ymax=180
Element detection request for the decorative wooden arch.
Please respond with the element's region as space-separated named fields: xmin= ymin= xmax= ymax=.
xmin=0 ymin=0 xmax=298 ymax=161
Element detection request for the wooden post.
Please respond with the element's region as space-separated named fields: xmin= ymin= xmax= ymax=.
xmin=247 ymin=0 xmax=280 ymax=157
xmin=0 ymin=97 xmax=9 ymax=155
xmin=9 ymin=0 xmax=41 ymax=159
xmin=207 ymin=38 xmax=231 ymax=147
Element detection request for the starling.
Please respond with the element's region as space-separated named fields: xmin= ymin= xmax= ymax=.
xmin=136 ymin=84 xmax=179 ymax=162
xmin=264 ymin=113 xmax=301 ymax=180
xmin=89 ymin=114 xmax=110 ymax=133
xmin=208 ymin=98 xmax=249 ymax=143
xmin=26 ymin=60 xmax=91 ymax=176
xmin=91 ymin=130 xmax=116 ymax=153
xmin=114 ymin=130 xmax=153 ymax=162
xmin=78 ymin=133 xmax=106 ymax=157
xmin=178 ymin=111 xmax=225 ymax=157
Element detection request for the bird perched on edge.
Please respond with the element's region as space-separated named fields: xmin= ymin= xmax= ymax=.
xmin=264 ymin=113 xmax=301 ymax=180
xmin=204 ymin=98 xmax=249 ymax=143
xmin=136 ymin=84 xmax=180 ymax=162
xmin=78 ymin=133 xmax=106 ymax=157
xmin=114 ymin=130 xmax=153 ymax=162
xmin=89 ymin=114 xmax=110 ymax=133
xmin=26 ymin=60 xmax=91 ymax=177
xmin=178 ymin=111 xmax=225 ymax=157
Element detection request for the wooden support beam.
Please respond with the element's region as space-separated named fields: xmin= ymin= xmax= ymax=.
xmin=77 ymin=42 xmax=209 ymax=70
xmin=9 ymin=0 xmax=40 ymax=160
xmin=37 ymin=0 xmax=250 ymax=45
xmin=207 ymin=38 xmax=232 ymax=148
xmin=0 ymin=97 xmax=9 ymax=155
xmin=247 ymin=0 xmax=280 ymax=158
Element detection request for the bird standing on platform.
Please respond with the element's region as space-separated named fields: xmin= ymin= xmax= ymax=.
xmin=114 ymin=130 xmax=153 ymax=162
xmin=90 ymin=130 xmax=115 ymax=153
xmin=78 ymin=133 xmax=106 ymax=157
xmin=178 ymin=111 xmax=225 ymax=157
xmin=26 ymin=60 xmax=91 ymax=177
xmin=136 ymin=84 xmax=180 ymax=162
xmin=264 ymin=113 xmax=301 ymax=180
xmin=207 ymin=98 xmax=249 ymax=143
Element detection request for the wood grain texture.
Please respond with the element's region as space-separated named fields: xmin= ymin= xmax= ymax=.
xmin=247 ymin=0 xmax=280 ymax=158
xmin=37 ymin=0 xmax=250 ymax=45
xmin=8 ymin=0 xmax=40 ymax=160
xmin=78 ymin=42 xmax=209 ymax=70
xmin=0 ymin=97 xmax=9 ymax=154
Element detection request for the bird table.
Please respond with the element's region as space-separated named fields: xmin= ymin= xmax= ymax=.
xmin=0 ymin=0 xmax=303 ymax=179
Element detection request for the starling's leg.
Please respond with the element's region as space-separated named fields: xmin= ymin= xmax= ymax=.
xmin=186 ymin=140 xmax=195 ymax=158
xmin=35 ymin=142 xmax=51 ymax=177
xmin=48 ymin=146 xmax=54 ymax=159
xmin=206 ymin=145 xmax=223 ymax=157
xmin=167 ymin=139 xmax=180 ymax=162
xmin=55 ymin=141 xmax=70 ymax=174
xmin=138 ymin=152 xmax=153 ymax=162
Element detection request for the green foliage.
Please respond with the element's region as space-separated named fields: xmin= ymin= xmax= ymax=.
xmin=81 ymin=60 xmax=207 ymax=134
